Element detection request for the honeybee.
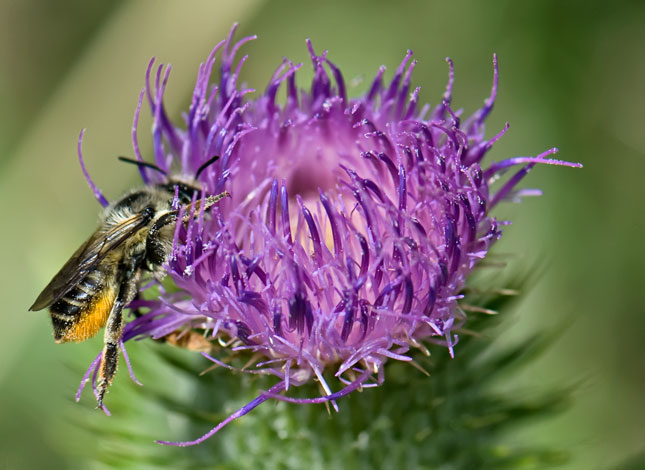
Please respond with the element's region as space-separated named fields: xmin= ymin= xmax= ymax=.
xmin=30 ymin=155 xmax=228 ymax=407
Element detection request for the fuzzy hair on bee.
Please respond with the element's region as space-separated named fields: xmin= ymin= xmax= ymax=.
xmin=30 ymin=156 xmax=228 ymax=407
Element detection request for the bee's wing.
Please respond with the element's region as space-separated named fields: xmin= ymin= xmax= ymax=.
xmin=29 ymin=213 xmax=150 ymax=311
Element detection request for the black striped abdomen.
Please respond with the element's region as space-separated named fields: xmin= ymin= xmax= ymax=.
xmin=50 ymin=271 xmax=116 ymax=343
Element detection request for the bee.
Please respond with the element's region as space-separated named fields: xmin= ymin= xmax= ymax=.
xmin=29 ymin=155 xmax=228 ymax=407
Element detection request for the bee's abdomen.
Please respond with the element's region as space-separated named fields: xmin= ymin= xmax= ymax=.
xmin=50 ymin=271 xmax=117 ymax=343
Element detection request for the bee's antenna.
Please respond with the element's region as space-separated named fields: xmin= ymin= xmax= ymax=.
xmin=195 ymin=155 xmax=220 ymax=180
xmin=118 ymin=156 xmax=167 ymax=176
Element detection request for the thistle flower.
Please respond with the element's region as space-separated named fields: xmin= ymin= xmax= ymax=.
xmin=77 ymin=25 xmax=580 ymax=445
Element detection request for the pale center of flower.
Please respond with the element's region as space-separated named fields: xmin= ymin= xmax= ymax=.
xmin=286 ymin=161 xmax=336 ymax=199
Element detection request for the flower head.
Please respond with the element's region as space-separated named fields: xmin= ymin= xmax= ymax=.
xmin=78 ymin=25 xmax=580 ymax=445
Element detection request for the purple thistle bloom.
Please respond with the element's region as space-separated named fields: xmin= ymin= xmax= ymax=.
xmin=77 ymin=25 xmax=580 ymax=445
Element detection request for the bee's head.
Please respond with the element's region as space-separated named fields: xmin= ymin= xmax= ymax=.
xmin=117 ymin=155 xmax=221 ymax=205
xmin=156 ymin=179 xmax=203 ymax=205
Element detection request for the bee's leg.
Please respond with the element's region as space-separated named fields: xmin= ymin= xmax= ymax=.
xmin=97 ymin=256 xmax=143 ymax=408
xmin=145 ymin=212 xmax=178 ymax=266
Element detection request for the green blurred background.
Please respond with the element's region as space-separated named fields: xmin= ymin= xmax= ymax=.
xmin=1 ymin=0 xmax=643 ymax=468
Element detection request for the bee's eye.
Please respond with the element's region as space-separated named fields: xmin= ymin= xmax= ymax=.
xmin=177 ymin=185 xmax=200 ymax=204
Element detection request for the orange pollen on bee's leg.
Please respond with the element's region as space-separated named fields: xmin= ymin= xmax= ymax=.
xmin=56 ymin=287 xmax=117 ymax=343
